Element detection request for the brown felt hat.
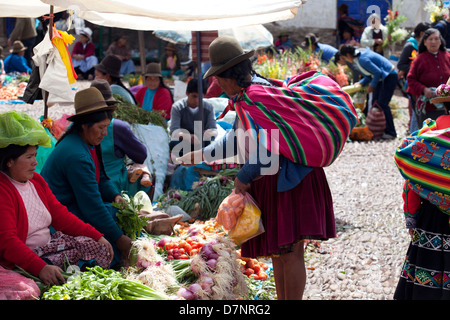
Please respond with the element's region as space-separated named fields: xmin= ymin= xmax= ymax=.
xmin=10 ymin=40 xmax=27 ymax=54
xmin=67 ymin=87 xmax=116 ymax=121
xmin=165 ymin=42 xmax=177 ymax=51
xmin=203 ymin=36 xmax=255 ymax=79
xmin=94 ymin=55 xmax=121 ymax=78
xmin=90 ymin=79 xmax=117 ymax=105
xmin=144 ymin=62 xmax=162 ymax=77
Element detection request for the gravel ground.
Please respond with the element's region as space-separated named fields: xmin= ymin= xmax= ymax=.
xmin=304 ymin=92 xmax=411 ymax=300
xmin=1 ymin=81 xmax=412 ymax=300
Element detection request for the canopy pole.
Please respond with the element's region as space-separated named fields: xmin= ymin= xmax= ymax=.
xmin=196 ymin=32 xmax=204 ymax=126
xmin=138 ymin=31 xmax=146 ymax=77
xmin=43 ymin=5 xmax=54 ymax=120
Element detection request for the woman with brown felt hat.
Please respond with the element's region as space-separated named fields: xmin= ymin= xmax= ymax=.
xmin=135 ymin=62 xmax=174 ymax=120
xmin=41 ymin=87 xmax=133 ymax=269
xmin=177 ymin=36 xmax=342 ymax=300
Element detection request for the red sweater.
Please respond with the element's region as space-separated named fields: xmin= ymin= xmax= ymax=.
xmin=0 ymin=172 xmax=103 ymax=276
xmin=72 ymin=41 xmax=96 ymax=58
xmin=135 ymin=85 xmax=173 ymax=119
xmin=407 ymin=50 xmax=450 ymax=110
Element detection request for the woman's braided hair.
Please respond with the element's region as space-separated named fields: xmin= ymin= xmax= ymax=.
xmin=216 ymin=58 xmax=274 ymax=88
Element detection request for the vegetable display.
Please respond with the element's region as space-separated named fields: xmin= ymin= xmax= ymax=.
xmin=42 ymin=266 xmax=168 ymax=300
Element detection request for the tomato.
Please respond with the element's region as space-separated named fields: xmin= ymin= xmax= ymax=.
xmin=179 ymin=254 xmax=189 ymax=259
xmin=244 ymin=268 xmax=254 ymax=277
xmin=190 ymin=248 xmax=199 ymax=256
xmin=184 ymin=243 xmax=192 ymax=253
xmin=179 ymin=248 xmax=186 ymax=255
xmin=257 ymin=272 xmax=268 ymax=281
xmin=253 ymin=265 xmax=261 ymax=274
xmin=166 ymin=255 xmax=174 ymax=261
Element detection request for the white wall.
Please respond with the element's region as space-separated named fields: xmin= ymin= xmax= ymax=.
xmin=271 ymin=0 xmax=429 ymax=30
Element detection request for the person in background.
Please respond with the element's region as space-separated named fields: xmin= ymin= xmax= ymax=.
xmin=360 ymin=13 xmax=390 ymax=58
xmin=170 ymin=78 xmax=217 ymax=156
xmin=406 ymin=28 xmax=450 ymax=126
xmin=94 ymin=54 xmax=137 ymax=105
xmin=72 ymin=27 xmax=97 ymax=80
xmin=7 ymin=17 xmax=37 ymax=68
xmin=394 ymin=82 xmax=450 ymax=299
xmin=135 ymin=62 xmax=174 ymax=120
xmin=302 ymin=33 xmax=338 ymax=64
xmin=161 ymin=42 xmax=183 ymax=78
xmin=433 ymin=7 xmax=450 ymax=49
xmin=4 ymin=41 xmax=32 ymax=74
xmin=90 ymin=79 xmax=152 ymax=196
xmin=274 ymin=31 xmax=294 ymax=52
xmin=337 ymin=3 xmax=364 ymax=44
xmin=397 ymin=22 xmax=431 ymax=133
xmin=40 ymin=87 xmax=131 ymax=269
xmin=0 ymin=110 xmax=113 ymax=285
xmin=340 ymin=44 xmax=398 ymax=139
xmin=105 ymin=35 xmax=135 ymax=76
xmin=333 ymin=51 xmax=362 ymax=84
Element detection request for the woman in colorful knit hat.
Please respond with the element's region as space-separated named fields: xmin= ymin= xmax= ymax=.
xmin=0 ymin=110 xmax=113 ymax=286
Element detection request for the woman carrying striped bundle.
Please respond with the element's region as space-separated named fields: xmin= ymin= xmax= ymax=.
xmin=176 ymin=36 xmax=358 ymax=300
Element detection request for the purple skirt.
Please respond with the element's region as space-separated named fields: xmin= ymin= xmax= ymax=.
xmin=240 ymin=167 xmax=336 ymax=258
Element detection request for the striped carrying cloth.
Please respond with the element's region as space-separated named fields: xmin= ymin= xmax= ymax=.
xmin=218 ymin=70 xmax=358 ymax=167
xmin=394 ymin=119 xmax=450 ymax=215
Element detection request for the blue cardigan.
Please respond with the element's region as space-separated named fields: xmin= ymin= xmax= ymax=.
xmin=203 ymin=121 xmax=312 ymax=192
xmin=355 ymin=48 xmax=396 ymax=88
xmin=41 ymin=133 xmax=123 ymax=242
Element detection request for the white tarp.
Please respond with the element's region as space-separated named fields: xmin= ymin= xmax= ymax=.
xmin=155 ymin=25 xmax=274 ymax=51
xmin=0 ymin=0 xmax=64 ymax=18
xmin=40 ymin=0 xmax=304 ymax=30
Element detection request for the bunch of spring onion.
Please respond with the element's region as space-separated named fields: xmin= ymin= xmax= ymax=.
xmin=176 ymin=236 xmax=248 ymax=300
xmin=42 ymin=266 xmax=168 ymax=300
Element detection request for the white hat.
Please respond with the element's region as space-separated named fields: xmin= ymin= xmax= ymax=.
xmin=80 ymin=27 xmax=92 ymax=40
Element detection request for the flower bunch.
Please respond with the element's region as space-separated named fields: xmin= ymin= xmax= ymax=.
xmin=424 ymin=0 xmax=448 ymax=23
xmin=383 ymin=4 xmax=408 ymax=47
xmin=435 ymin=83 xmax=450 ymax=97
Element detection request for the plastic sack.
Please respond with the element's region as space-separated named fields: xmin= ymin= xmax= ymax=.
xmin=0 ymin=111 xmax=51 ymax=148
xmin=227 ymin=192 xmax=264 ymax=245
xmin=216 ymin=190 xmax=245 ymax=230
xmin=0 ymin=266 xmax=40 ymax=300
xmin=349 ymin=126 xmax=373 ymax=141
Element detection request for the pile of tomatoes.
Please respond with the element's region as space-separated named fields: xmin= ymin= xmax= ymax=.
xmin=236 ymin=250 xmax=269 ymax=281
xmin=157 ymin=237 xmax=204 ymax=260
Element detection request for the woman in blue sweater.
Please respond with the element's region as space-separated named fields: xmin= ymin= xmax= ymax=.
xmin=41 ymin=87 xmax=132 ymax=269
xmin=340 ymin=44 xmax=398 ymax=139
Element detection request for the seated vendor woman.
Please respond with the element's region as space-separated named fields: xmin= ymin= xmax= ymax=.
xmin=0 ymin=111 xmax=113 ymax=286
xmin=41 ymin=87 xmax=132 ymax=269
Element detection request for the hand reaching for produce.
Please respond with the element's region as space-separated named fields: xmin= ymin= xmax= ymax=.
xmin=175 ymin=149 xmax=204 ymax=167
xmin=116 ymin=234 xmax=132 ymax=267
xmin=39 ymin=265 xmax=66 ymax=286
xmin=98 ymin=236 xmax=114 ymax=264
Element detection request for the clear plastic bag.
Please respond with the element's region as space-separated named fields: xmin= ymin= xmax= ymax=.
xmin=216 ymin=190 xmax=264 ymax=245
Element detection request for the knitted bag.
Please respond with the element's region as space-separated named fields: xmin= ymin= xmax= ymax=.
xmin=365 ymin=103 xmax=386 ymax=140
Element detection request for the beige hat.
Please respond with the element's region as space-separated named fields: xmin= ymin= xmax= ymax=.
xmin=67 ymin=87 xmax=116 ymax=121
xmin=144 ymin=62 xmax=162 ymax=77
xmin=90 ymin=79 xmax=118 ymax=105
xmin=203 ymin=36 xmax=255 ymax=79
xmin=10 ymin=40 xmax=27 ymax=54
xmin=431 ymin=77 xmax=450 ymax=104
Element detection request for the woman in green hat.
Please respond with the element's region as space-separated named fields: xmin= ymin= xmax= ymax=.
xmin=0 ymin=110 xmax=113 ymax=286
xmin=41 ymin=87 xmax=132 ymax=269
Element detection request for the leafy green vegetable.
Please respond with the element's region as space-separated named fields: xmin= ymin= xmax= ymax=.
xmin=42 ymin=266 xmax=168 ymax=300
xmin=112 ymin=193 xmax=149 ymax=241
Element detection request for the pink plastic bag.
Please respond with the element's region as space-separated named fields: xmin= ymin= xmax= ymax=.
xmin=0 ymin=266 xmax=40 ymax=300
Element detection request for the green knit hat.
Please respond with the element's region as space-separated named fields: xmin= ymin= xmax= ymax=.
xmin=0 ymin=111 xmax=51 ymax=148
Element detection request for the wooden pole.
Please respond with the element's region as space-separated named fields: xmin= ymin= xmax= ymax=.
xmin=138 ymin=31 xmax=146 ymax=76
xmin=43 ymin=5 xmax=54 ymax=120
